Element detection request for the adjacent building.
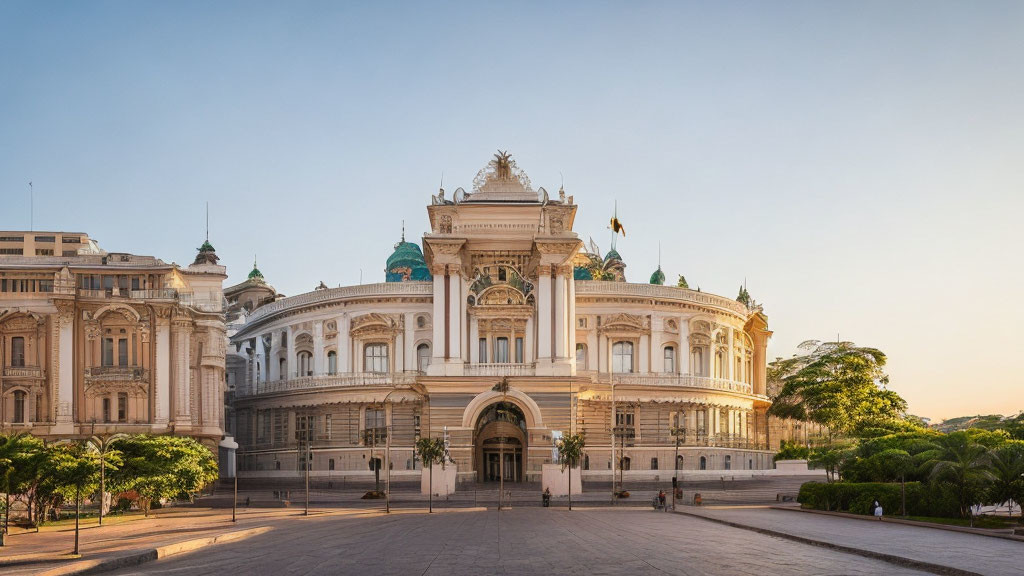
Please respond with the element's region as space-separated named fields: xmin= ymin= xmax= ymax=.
xmin=227 ymin=152 xmax=775 ymax=483
xmin=0 ymin=233 xmax=228 ymax=454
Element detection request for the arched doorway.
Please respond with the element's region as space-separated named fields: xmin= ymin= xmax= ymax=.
xmin=474 ymin=401 xmax=527 ymax=482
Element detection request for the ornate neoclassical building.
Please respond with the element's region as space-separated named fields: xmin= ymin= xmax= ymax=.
xmin=0 ymin=232 xmax=228 ymax=453
xmin=227 ymin=153 xmax=773 ymax=482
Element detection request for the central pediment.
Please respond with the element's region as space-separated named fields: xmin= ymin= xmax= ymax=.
xmin=464 ymin=150 xmax=540 ymax=203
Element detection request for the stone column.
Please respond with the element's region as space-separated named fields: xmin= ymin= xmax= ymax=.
xmin=338 ymin=315 xmax=351 ymax=373
xmin=536 ymin=270 xmax=552 ymax=361
xmin=54 ymin=302 xmax=75 ymax=431
xmin=404 ymin=312 xmax=415 ymax=372
xmin=268 ymin=331 xmax=281 ymax=381
xmin=678 ymin=316 xmax=689 ymax=375
xmin=431 ymin=271 xmax=445 ymax=363
xmin=312 ymin=321 xmax=324 ymax=375
xmin=447 ymin=266 xmax=462 ymax=361
xmin=469 ymin=317 xmax=479 ymax=363
xmin=154 ymin=311 xmax=171 ymax=425
xmin=172 ymin=317 xmax=192 ymax=426
xmin=286 ymin=326 xmax=296 ymax=379
xmin=567 ymin=273 xmax=576 ymax=370
xmin=639 ymin=333 xmax=650 ymax=374
xmin=524 ymin=317 xmax=534 ymax=363
xmin=554 ymin=271 xmax=566 ymax=359
xmin=726 ymin=328 xmax=734 ymax=381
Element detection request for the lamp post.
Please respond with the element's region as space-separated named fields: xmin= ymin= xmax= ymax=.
xmin=670 ymin=426 xmax=685 ymax=510
xmin=383 ymin=388 xmax=400 ymax=514
xmin=610 ymin=378 xmax=616 ymax=502
xmin=304 ymin=416 xmax=312 ymax=516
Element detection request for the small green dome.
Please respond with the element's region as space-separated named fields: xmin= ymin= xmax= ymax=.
xmin=649 ymin=266 xmax=665 ymax=285
xmin=248 ymin=263 xmax=264 ymax=281
xmin=386 ymin=241 xmax=432 ymax=282
xmin=605 ymin=249 xmax=622 ymax=262
xmin=573 ymin=266 xmax=593 ymax=280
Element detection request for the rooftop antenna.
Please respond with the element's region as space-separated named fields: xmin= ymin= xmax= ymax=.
xmin=205 ymin=202 xmax=210 ymax=242
xmin=658 ymin=241 xmax=662 ymax=268
xmin=359 ymin=268 xmax=363 ymax=285
xmin=401 ymin=219 xmax=405 ymax=243
xmin=29 ymin=181 xmax=33 ymax=231
xmin=439 ymin=172 xmax=444 ymax=192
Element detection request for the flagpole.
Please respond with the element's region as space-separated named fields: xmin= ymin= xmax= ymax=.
xmin=29 ymin=182 xmax=33 ymax=231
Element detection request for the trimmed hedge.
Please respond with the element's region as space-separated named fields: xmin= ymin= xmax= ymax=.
xmin=798 ymin=481 xmax=961 ymax=518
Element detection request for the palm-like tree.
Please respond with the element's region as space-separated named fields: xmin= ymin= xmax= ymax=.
xmin=986 ymin=446 xmax=1024 ymax=518
xmin=922 ymin=432 xmax=993 ymax=518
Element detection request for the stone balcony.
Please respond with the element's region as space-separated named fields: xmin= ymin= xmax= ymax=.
xmin=241 ymin=372 xmax=419 ymax=397
xmin=84 ymin=366 xmax=150 ymax=382
xmin=611 ymin=374 xmax=754 ymax=395
xmin=3 ymin=365 xmax=45 ymax=379
xmin=463 ymin=363 xmax=536 ymax=377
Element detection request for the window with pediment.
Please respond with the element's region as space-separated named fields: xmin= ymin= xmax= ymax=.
xmin=612 ymin=341 xmax=634 ymax=373
xmin=364 ymin=343 xmax=388 ymax=373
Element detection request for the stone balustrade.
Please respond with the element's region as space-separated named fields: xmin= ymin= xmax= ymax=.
xmin=612 ymin=374 xmax=754 ymax=395
xmin=3 ymin=366 xmax=44 ymax=378
xmin=241 ymin=372 xmax=419 ymax=397
xmin=463 ymin=363 xmax=536 ymax=377
xmin=574 ymin=281 xmax=751 ymax=316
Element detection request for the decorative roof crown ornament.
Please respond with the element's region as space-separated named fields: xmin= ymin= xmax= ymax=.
xmin=193 ymin=240 xmax=219 ymax=265
xmin=465 ymin=150 xmax=536 ymax=202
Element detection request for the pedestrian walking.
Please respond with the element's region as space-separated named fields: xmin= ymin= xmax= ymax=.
xmin=873 ymin=500 xmax=883 ymax=520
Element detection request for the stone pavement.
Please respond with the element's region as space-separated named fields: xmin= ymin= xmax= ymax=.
xmin=0 ymin=507 xmax=297 ymax=576
xmin=104 ymin=507 xmax=930 ymax=576
xmin=678 ymin=506 xmax=1022 ymax=576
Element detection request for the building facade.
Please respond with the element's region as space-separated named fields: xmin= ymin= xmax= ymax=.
xmin=0 ymin=233 xmax=228 ymax=453
xmin=228 ymin=153 xmax=774 ymax=482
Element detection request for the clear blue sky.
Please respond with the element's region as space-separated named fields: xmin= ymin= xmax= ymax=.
xmin=2 ymin=1 xmax=1022 ymax=421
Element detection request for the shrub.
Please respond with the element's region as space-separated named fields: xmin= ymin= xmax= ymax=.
xmin=774 ymin=440 xmax=810 ymax=462
xmin=798 ymin=481 xmax=926 ymax=516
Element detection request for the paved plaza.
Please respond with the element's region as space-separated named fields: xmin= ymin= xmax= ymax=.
xmin=101 ymin=508 xmax=933 ymax=576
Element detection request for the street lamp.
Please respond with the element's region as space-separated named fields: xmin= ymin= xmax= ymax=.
xmin=492 ymin=377 xmax=510 ymax=511
xmin=670 ymin=426 xmax=686 ymax=510
xmin=383 ymin=388 xmax=401 ymax=514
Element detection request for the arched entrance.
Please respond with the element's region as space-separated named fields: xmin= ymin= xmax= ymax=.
xmin=474 ymin=402 xmax=527 ymax=482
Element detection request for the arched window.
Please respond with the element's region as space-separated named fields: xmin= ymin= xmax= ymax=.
xmin=327 ymin=351 xmax=337 ymax=375
xmin=298 ymin=351 xmax=313 ymax=376
xmin=13 ymin=390 xmax=26 ymax=423
xmin=748 ymin=458 xmax=753 ymax=470
xmin=691 ymin=347 xmax=704 ymax=377
xmin=279 ymin=358 xmax=287 ymax=379
xmin=663 ymin=346 xmax=675 ymax=373
xmin=725 ymin=455 xmax=732 ymax=470
xmin=364 ymin=344 xmax=388 ymax=373
xmin=612 ymin=341 xmax=634 ymax=373
xmin=735 ymin=356 xmax=742 ymax=382
xmin=676 ymin=454 xmax=684 ymax=470
xmin=575 ymin=343 xmax=587 ymax=369
xmin=622 ymin=456 xmax=631 ymax=471
xmin=714 ymin=350 xmax=724 ymax=378
xmin=699 ymin=456 xmax=707 ymax=470
xmin=11 ymin=337 xmax=25 ymax=367
xmin=417 ymin=343 xmax=430 ymax=372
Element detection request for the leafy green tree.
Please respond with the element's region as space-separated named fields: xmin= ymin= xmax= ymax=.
xmin=871 ymin=449 xmax=914 ymax=516
xmin=44 ymin=442 xmax=103 ymax=554
xmin=415 ymin=437 xmax=446 ymax=513
xmin=768 ymin=340 xmax=906 ymax=442
xmin=0 ymin=434 xmax=44 ymax=539
xmin=773 ymin=439 xmax=810 ymax=462
xmin=556 ymin=432 xmax=585 ymax=510
xmin=110 ymin=435 xmax=217 ymax=516
xmin=810 ymin=444 xmax=855 ymax=483
xmin=921 ymin=432 xmax=994 ymax=518
xmin=986 ymin=444 xmax=1024 ymax=518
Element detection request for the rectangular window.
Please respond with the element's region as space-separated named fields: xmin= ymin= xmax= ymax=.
xmin=612 ymin=341 xmax=634 ymax=373
xmin=495 ymin=337 xmax=509 ymax=363
xmin=697 ymin=410 xmax=706 ymax=434
xmin=11 ymin=337 xmax=25 ymax=367
xmin=62 ymin=236 xmax=81 ymax=244
xmin=413 ymin=413 xmax=421 ymax=439
xmin=38 ymin=280 xmax=53 ymax=292
xmin=651 ymin=457 xmax=658 ymax=470
xmin=364 ymin=408 xmax=386 ymax=444
xmin=325 ymin=414 xmax=332 ymax=440
xmin=478 ymin=338 xmax=487 ymax=363
xmin=0 ymin=235 xmax=24 ymax=242
xmin=515 ymin=337 xmax=524 ymax=363
xmin=118 ymin=339 xmax=128 ymax=366
xmin=364 ymin=344 xmax=388 ymax=373
xmin=62 ymin=250 xmax=77 ymax=257
xmin=131 ymin=277 xmax=140 ymax=290
xmin=0 ymin=248 xmax=23 ymax=255
xmin=34 ymin=235 xmax=55 ymax=243
xmin=102 ymin=338 xmax=114 ymax=366
xmin=102 ymin=398 xmax=111 ymax=422
xmin=615 ymin=407 xmax=634 ymax=427
xmin=13 ymin=391 xmax=25 ymax=423
xmin=664 ymin=347 xmax=676 ymax=373
xmin=117 ymin=393 xmax=127 ymax=422
xmin=35 ymin=248 xmax=54 ymax=256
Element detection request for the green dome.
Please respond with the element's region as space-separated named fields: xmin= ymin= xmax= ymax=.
xmin=605 ymin=249 xmax=622 ymax=262
xmin=649 ymin=266 xmax=665 ymax=285
xmin=386 ymin=241 xmax=432 ymax=282
xmin=248 ymin=263 xmax=264 ymax=281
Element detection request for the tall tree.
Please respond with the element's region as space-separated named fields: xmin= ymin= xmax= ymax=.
xmin=415 ymin=437 xmax=445 ymax=513
xmin=556 ymin=433 xmax=585 ymax=510
xmin=986 ymin=444 xmax=1024 ymax=518
xmin=768 ymin=340 xmax=906 ymax=441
